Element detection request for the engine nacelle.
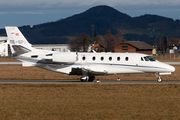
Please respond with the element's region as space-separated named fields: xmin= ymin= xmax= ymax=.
xmin=52 ymin=52 xmax=77 ymax=63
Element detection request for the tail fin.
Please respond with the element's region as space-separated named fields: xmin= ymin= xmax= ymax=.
xmin=5 ymin=26 xmax=33 ymax=55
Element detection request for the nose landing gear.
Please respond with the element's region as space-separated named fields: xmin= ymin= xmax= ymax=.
xmin=155 ymin=73 xmax=162 ymax=83
xmin=157 ymin=76 xmax=162 ymax=83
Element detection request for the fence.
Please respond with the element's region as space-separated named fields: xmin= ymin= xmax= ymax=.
xmin=154 ymin=53 xmax=180 ymax=59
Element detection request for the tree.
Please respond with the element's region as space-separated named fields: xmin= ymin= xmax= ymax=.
xmin=68 ymin=33 xmax=93 ymax=52
xmin=156 ymin=36 xmax=167 ymax=54
xmin=167 ymin=38 xmax=180 ymax=46
xmin=68 ymin=36 xmax=81 ymax=52
xmin=84 ymin=35 xmax=92 ymax=52
xmin=94 ymin=36 xmax=101 ymax=44
xmin=116 ymin=30 xmax=124 ymax=43
xmin=102 ymin=29 xmax=117 ymax=52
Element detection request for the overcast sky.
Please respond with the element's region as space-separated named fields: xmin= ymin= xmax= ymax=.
xmin=0 ymin=0 xmax=180 ymax=29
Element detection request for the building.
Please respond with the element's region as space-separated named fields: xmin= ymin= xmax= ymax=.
xmin=0 ymin=37 xmax=11 ymax=56
xmin=166 ymin=45 xmax=180 ymax=54
xmin=33 ymin=44 xmax=70 ymax=52
xmin=91 ymin=44 xmax=106 ymax=52
xmin=115 ymin=41 xmax=153 ymax=55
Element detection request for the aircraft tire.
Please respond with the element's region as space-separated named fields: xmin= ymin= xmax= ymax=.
xmin=157 ymin=78 xmax=162 ymax=83
xmin=80 ymin=78 xmax=85 ymax=82
xmin=80 ymin=77 xmax=89 ymax=82
xmin=88 ymin=76 xmax=95 ymax=82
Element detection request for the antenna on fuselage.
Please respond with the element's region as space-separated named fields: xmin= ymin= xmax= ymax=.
xmin=92 ymin=50 xmax=97 ymax=53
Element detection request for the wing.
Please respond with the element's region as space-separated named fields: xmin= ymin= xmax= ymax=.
xmin=69 ymin=67 xmax=108 ymax=76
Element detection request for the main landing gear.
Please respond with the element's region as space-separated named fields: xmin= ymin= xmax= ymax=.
xmin=155 ymin=73 xmax=162 ymax=83
xmin=80 ymin=68 xmax=95 ymax=82
xmin=80 ymin=76 xmax=95 ymax=82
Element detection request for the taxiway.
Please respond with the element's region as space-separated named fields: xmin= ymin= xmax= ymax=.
xmin=0 ymin=80 xmax=180 ymax=84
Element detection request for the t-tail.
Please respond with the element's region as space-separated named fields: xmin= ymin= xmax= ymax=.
xmin=5 ymin=26 xmax=34 ymax=56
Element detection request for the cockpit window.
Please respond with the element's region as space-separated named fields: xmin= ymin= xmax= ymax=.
xmin=46 ymin=54 xmax=52 ymax=56
xmin=144 ymin=57 xmax=149 ymax=61
xmin=143 ymin=56 xmax=156 ymax=61
xmin=146 ymin=56 xmax=156 ymax=61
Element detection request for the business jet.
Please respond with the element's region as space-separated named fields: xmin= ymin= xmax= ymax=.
xmin=5 ymin=26 xmax=175 ymax=82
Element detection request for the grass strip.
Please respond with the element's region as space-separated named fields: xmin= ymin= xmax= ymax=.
xmin=0 ymin=84 xmax=179 ymax=120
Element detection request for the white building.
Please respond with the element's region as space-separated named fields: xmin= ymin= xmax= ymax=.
xmin=0 ymin=37 xmax=10 ymax=56
xmin=33 ymin=44 xmax=70 ymax=52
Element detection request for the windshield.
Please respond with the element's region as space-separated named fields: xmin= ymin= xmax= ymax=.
xmin=146 ymin=56 xmax=156 ymax=61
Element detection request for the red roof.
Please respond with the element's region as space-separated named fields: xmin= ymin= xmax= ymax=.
xmin=116 ymin=41 xmax=153 ymax=50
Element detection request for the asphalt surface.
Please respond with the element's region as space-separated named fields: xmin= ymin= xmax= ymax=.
xmin=0 ymin=62 xmax=180 ymax=65
xmin=0 ymin=62 xmax=21 ymax=65
xmin=0 ymin=80 xmax=180 ymax=84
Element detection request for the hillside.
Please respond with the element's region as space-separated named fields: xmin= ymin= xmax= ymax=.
xmin=0 ymin=5 xmax=180 ymax=44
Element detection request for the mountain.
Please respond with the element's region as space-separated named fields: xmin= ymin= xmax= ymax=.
xmin=33 ymin=5 xmax=132 ymax=36
xmin=0 ymin=5 xmax=180 ymax=44
xmin=133 ymin=14 xmax=179 ymax=30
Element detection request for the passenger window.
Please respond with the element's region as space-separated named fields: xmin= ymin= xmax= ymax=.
xmin=117 ymin=57 xmax=120 ymax=61
xmin=125 ymin=57 xmax=129 ymax=61
xmin=141 ymin=57 xmax=144 ymax=61
xmin=82 ymin=56 xmax=86 ymax=61
xmin=109 ymin=57 xmax=112 ymax=61
xmin=101 ymin=57 xmax=104 ymax=61
xmin=92 ymin=56 xmax=96 ymax=61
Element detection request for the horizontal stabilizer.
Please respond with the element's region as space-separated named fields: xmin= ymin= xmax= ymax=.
xmin=12 ymin=45 xmax=31 ymax=56
xmin=22 ymin=61 xmax=36 ymax=67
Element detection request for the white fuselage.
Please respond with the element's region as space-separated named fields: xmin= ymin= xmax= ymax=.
xmin=15 ymin=49 xmax=175 ymax=76
xmin=5 ymin=26 xmax=175 ymax=82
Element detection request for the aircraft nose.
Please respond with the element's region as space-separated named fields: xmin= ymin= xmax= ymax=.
xmin=167 ymin=65 xmax=175 ymax=72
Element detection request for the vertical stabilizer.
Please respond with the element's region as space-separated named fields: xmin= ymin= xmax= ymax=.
xmin=5 ymin=26 xmax=34 ymax=54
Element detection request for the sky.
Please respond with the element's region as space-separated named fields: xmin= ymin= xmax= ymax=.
xmin=0 ymin=0 xmax=180 ymax=29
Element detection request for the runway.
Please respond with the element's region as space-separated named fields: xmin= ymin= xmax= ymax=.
xmin=0 ymin=62 xmax=180 ymax=65
xmin=0 ymin=80 xmax=180 ymax=84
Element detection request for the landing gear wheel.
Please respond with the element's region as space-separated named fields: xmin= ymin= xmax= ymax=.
xmin=88 ymin=76 xmax=95 ymax=82
xmin=157 ymin=77 xmax=162 ymax=83
xmin=81 ymin=79 xmax=85 ymax=82
xmin=80 ymin=76 xmax=89 ymax=82
xmin=155 ymin=73 xmax=162 ymax=83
